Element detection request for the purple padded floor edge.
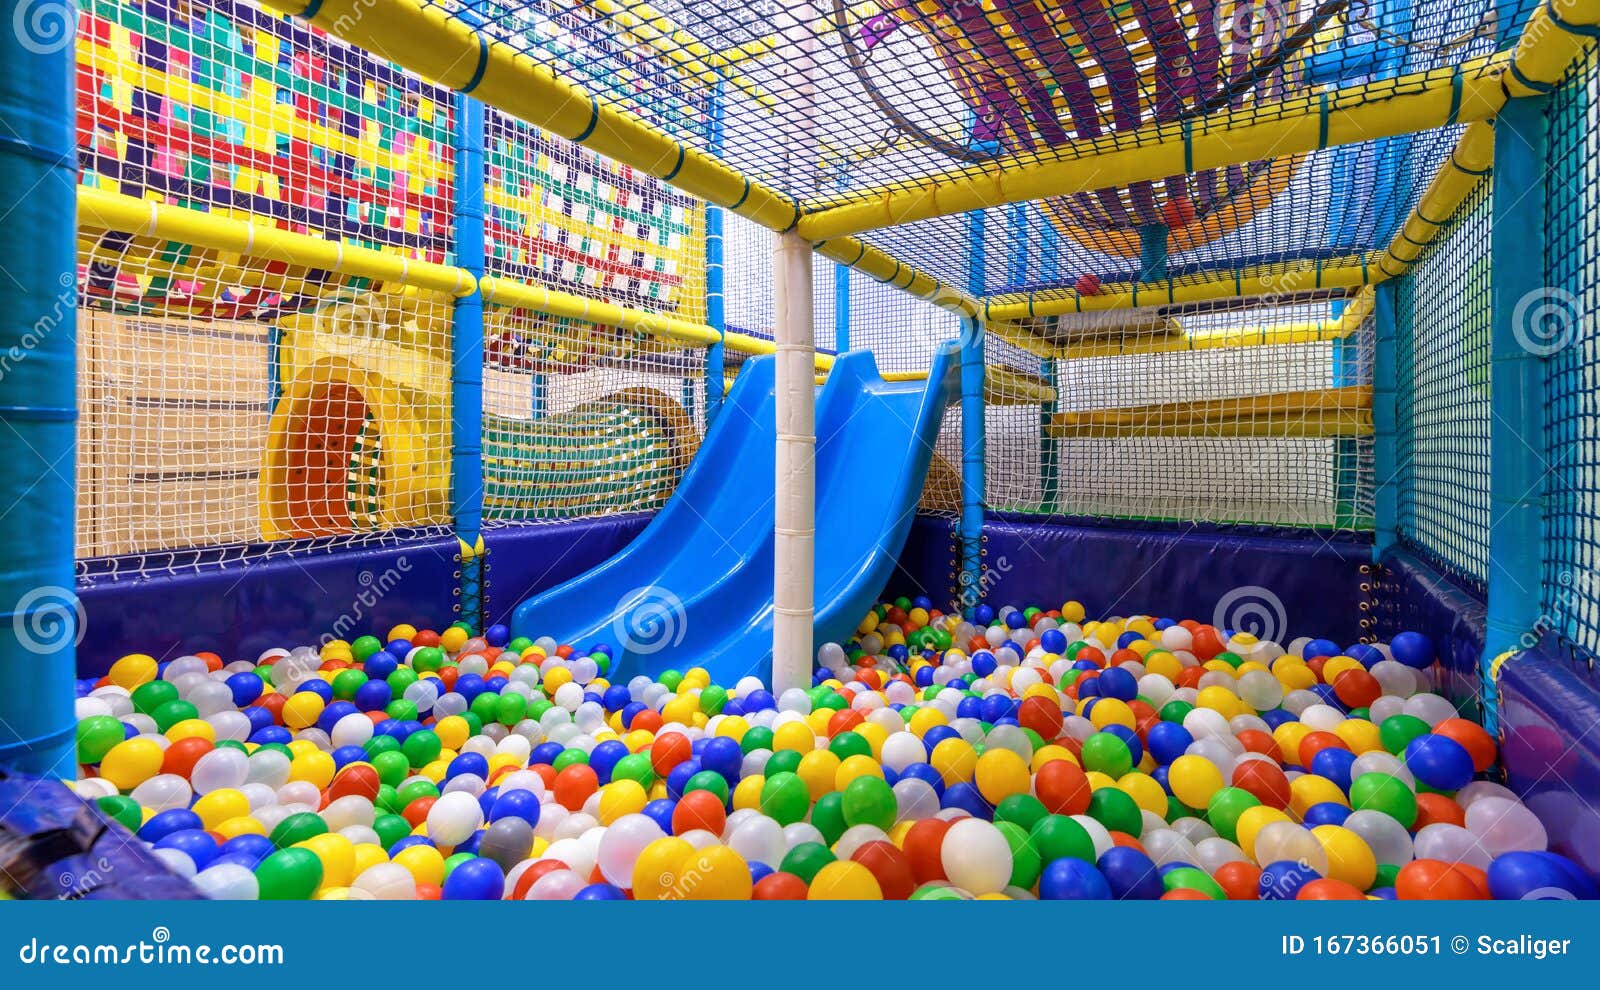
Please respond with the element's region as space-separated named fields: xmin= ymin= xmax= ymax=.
xmin=892 ymin=514 xmax=1373 ymax=645
xmin=75 ymin=536 xmax=461 ymax=677
xmin=483 ymin=514 xmax=653 ymax=628
xmin=1373 ymin=547 xmax=1488 ymax=712
xmin=1497 ymin=640 xmax=1600 ymax=879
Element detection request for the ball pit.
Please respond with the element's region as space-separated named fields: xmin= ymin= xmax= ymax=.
xmin=66 ymin=601 xmax=1593 ymax=901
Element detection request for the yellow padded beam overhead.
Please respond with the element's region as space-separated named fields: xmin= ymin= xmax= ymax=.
xmin=794 ymin=56 xmax=1512 ymax=242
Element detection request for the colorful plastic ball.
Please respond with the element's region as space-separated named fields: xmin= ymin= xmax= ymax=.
xmin=1389 ymin=631 xmax=1434 ymax=669
xmin=840 ymin=775 xmax=897 ymax=831
xmin=1039 ymin=857 xmax=1111 ymax=900
xmin=1349 ymin=773 xmax=1418 ymax=828
xmin=806 ymin=860 xmax=882 ymax=900
xmin=1096 ymin=846 xmax=1164 ymax=900
xmin=100 ymin=738 xmax=164 ymax=791
xmin=1035 ymin=759 xmax=1091 ymax=816
xmin=440 ymin=857 xmax=503 ymax=900
xmin=1395 ymin=859 xmax=1485 ymax=900
xmin=939 ymin=819 xmax=1013 ymax=895
xmin=753 ymin=871 xmax=810 ymax=900
xmin=850 ymin=841 xmax=916 ymax=900
xmin=1086 ymin=786 xmax=1142 ymax=837
xmin=1168 ymin=754 xmax=1225 ymax=809
xmin=1080 ymin=733 xmax=1133 ymax=778
xmin=1486 ymin=851 xmax=1598 ymax=901
xmin=1259 ymin=860 xmax=1321 ymax=900
xmin=1213 ymin=861 xmax=1262 ymax=900
xmin=254 ymin=847 xmax=324 ymax=900
xmin=779 ymin=843 xmax=837 ymax=885
xmin=672 ymin=789 xmax=727 ymax=836
xmin=1404 ymin=734 xmax=1475 ymax=791
xmin=75 ymin=715 xmax=125 ymax=764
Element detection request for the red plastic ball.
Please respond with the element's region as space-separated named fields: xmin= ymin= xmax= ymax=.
xmin=1434 ymin=717 xmax=1496 ymax=772
xmin=1298 ymin=878 xmax=1367 ymax=900
xmin=753 ymin=872 xmax=810 ymax=900
xmin=1413 ymin=791 xmax=1467 ymax=830
xmin=161 ymin=737 xmax=213 ymax=778
xmin=650 ymin=732 xmax=692 ymax=777
xmin=1333 ymin=669 xmax=1382 ymax=709
xmin=1395 ymin=859 xmax=1486 ymax=900
xmin=1213 ymin=861 xmax=1262 ymax=900
xmin=1232 ymin=760 xmax=1292 ymax=809
xmin=1297 ymin=731 xmax=1350 ymax=769
xmin=1017 ymin=696 xmax=1064 ymax=739
xmin=672 ymin=789 xmax=727 ymax=836
xmin=1034 ymin=759 xmax=1092 ymax=816
xmin=902 ymin=818 xmax=953 ymax=884
xmin=552 ymin=764 xmax=599 ymax=811
xmin=1074 ymin=273 xmax=1102 ymax=297
xmin=850 ymin=840 xmax=917 ymax=900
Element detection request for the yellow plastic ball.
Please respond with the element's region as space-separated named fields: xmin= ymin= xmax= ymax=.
xmin=1088 ymin=697 xmax=1136 ymax=731
xmin=1062 ymin=601 xmax=1086 ymax=623
xmin=108 ymin=654 xmax=158 ymax=691
xmin=439 ymin=627 xmax=468 ymax=653
xmin=773 ymin=721 xmax=815 ymax=753
xmin=907 ymin=707 xmax=948 ymax=737
xmin=1195 ymin=685 xmax=1244 ymax=718
xmin=677 ymin=845 xmax=752 ymax=900
xmin=1030 ymin=745 xmax=1080 ymax=772
xmin=1333 ymin=718 xmax=1383 ymax=754
xmin=661 ymin=694 xmax=697 ymax=726
xmin=213 ymin=816 xmax=267 ymax=840
xmin=808 ymin=859 xmax=883 ymax=899
xmin=393 ymin=844 xmax=446 ymax=887
xmin=1313 ymin=824 xmax=1378 ymax=890
xmin=281 ymin=693 xmax=325 ymax=731
xmin=1289 ymin=774 xmax=1349 ymax=820
xmin=352 ymin=843 xmax=388 ymax=877
xmin=835 ymin=754 xmax=885 ymax=791
xmin=192 ymin=788 xmax=250 ymax=829
xmin=1272 ymin=723 xmax=1313 ymax=765
xmin=288 ymin=750 xmax=336 ymax=789
xmin=929 ymin=737 xmax=977 ymax=786
xmin=1272 ymin=657 xmax=1317 ymax=691
xmin=857 ymin=611 xmax=879 ymax=636
xmin=714 ymin=715 xmax=750 ymax=743
xmin=633 ymin=837 xmax=696 ymax=900
xmin=797 ymin=750 xmax=842 ymax=800
xmin=1084 ymin=770 xmax=1117 ymax=791
xmin=854 ymin=721 xmax=888 ymax=759
xmin=386 ymin=624 xmax=418 ymax=642
xmin=732 ymin=774 xmax=765 ymax=812
xmin=804 ymin=709 xmax=834 ymax=736
xmin=1168 ymin=754 xmax=1226 ymax=809
xmin=99 ymin=738 xmax=164 ymax=791
xmin=1143 ymin=652 xmax=1182 ymax=681
xmin=543 ymin=666 xmax=573 ymax=696
xmin=598 ymin=780 xmax=649 ymax=824
xmin=973 ymin=748 xmax=1030 ymax=805
xmin=1236 ymin=805 xmax=1292 ymax=861
xmin=434 ymin=715 xmax=470 ymax=751
xmin=296 ymin=832 xmax=356 ymax=889
xmin=1117 ymin=772 xmax=1169 ymax=817
xmin=1321 ymin=655 xmax=1364 ymax=683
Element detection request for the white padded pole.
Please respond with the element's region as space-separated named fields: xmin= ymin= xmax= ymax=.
xmin=772 ymin=230 xmax=815 ymax=693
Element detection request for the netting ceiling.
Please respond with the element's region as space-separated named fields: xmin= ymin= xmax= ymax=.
xmin=423 ymin=0 xmax=1523 ymax=295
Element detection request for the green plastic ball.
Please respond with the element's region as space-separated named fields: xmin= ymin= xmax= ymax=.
xmin=759 ymin=772 xmax=810 ymax=826
xmin=255 ymin=847 xmax=323 ymax=900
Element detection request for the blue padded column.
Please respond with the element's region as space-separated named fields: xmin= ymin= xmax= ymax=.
xmin=1371 ymin=280 xmax=1400 ymax=560
xmin=958 ymin=211 xmax=986 ymax=614
xmin=451 ymin=83 xmax=486 ymax=628
xmin=0 ymin=6 xmax=78 ymax=775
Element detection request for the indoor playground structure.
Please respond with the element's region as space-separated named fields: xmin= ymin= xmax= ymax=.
xmin=2 ymin=0 xmax=1600 ymax=903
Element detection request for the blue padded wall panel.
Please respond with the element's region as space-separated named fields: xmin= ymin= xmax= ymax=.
xmin=76 ymin=537 xmax=461 ymax=677
xmin=483 ymin=515 xmax=653 ymax=629
xmin=1373 ymin=548 xmax=1488 ymax=711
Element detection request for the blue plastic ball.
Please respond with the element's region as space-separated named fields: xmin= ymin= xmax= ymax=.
xmin=1486 ymin=851 xmax=1598 ymax=901
xmin=970 ymin=652 xmax=997 ymax=678
xmin=1039 ymin=858 xmax=1112 ymax=900
xmin=1097 ymin=847 xmax=1164 ymax=900
xmin=484 ymin=625 xmax=510 ymax=647
xmin=898 ymin=762 xmax=945 ymax=795
xmin=362 ymin=650 xmax=400 ymax=681
xmin=1005 ymin=610 xmax=1027 ymax=630
xmin=1096 ymin=666 xmax=1138 ymax=701
xmin=295 ymin=679 xmax=333 ymax=702
xmin=353 ymin=680 xmax=392 ymax=712
xmin=588 ymin=740 xmax=630 ymax=783
xmin=447 ymin=752 xmax=490 ymax=781
xmin=331 ymin=745 xmax=368 ymax=770
xmin=139 ymin=808 xmax=202 ymax=843
xmin=225 ymin=672 xmax=264 ymax=707
xmin=939 ymin=782 xmax=993 ymax=819
xmin=1310 ymin=748 xmax=1357 ymax=792
xmin=220 ymin=834 xmax=274 ymax=866
xmin=1404 ymin=734 xmax=1475 ymax=791
xmin=974 ymin=605 xmax=995 ymax=626
xmin=490 ymin=788 xmax=542 ymax=827
xmin=530 ymin=741 xmax=565 ymax=766
xmin=1303 ymin=639 xmax=1341 ymax=661
xmin=602 ymin=684 xmax=632 ymax=712
xmin=1390 ymin=631 xmax=1434 ymax=669
xmin=441 ymin=857 xmax=504 ymax=900
xmin=700 ymin=736 xmax=743 ymax=784
xmin=1303 ymin=802 xmax=1352 ymax=828
xmin=573 ymin=882 xmax=627 ymax=900
xmin=1146 ymin=722 xmax=1194 ymax=765
xmin=642 ymin=798 xmax=676 ymax=835
xmin=1259 ymin=860 xmax=1321 ymax=900
xmin=155 ymin=829 xmax=218 ymax=870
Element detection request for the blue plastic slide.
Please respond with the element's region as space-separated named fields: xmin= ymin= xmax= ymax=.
xmin=511 ymin=342 xmax=960 ymax=685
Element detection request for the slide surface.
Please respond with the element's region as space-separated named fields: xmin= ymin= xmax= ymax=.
xmin=510 ymin=342 xmax=960 ymax=685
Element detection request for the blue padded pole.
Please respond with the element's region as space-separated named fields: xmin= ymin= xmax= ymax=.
xmin=0 ymin=10 xmax=78 ymax=776
xmin=1483 ymin=96 xmax=1548 ymax=732
xmin=451 ymin=81 xmax=486 ymax=629
xmin=959 ymin=211 xmax=986 ymax=615
xmin=1371 ymin=280 xmax=1400 ymax=560
xmin=1138 ymin=223 xmax=1169 ymax=283
xmin=834 ymin=264 xmax=850 ymax=354
xmin=704 ymin=80 xmax=727 ymax=424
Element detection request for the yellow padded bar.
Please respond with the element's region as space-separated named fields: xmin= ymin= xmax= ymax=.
xmin=1048 ymin=386 xmax=1374 ymax=439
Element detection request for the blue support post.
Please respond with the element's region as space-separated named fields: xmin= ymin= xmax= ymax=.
xmin=703 ymin=80 xmax=727 ymax=424
xmin=1483 ymin=97 xmax=1549 ymax=732
xmin=451 ymin=86 xmax=487 ymax=629
xmin=959 ymin=211 xmax=987 ymax=615
xmin=834 ymin=264 xmax=850 ymax=354
xmin=0 ymin=13 xmax=78 ymax=775
xmin=1371 ymin=281 xmax=1400 ymax=560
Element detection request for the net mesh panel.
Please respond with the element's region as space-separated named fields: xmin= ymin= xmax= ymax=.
xmin=424 ymin=0 xmax=1528 ymax=295
xmin=985 ymin=332 xmax=1050 ymax=514
xmin=478 ymin=103 xmax=708 ymax=526
xmin=74 ymin=0 xmax=458 ymax=575
xmin=1542 ymin=46 xmax=1600 ymax=658
xmin=1043 ymin=294 xmax=1374 ymax=527
xmin=1393 ymin=178 xmax=1491 ymax=592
